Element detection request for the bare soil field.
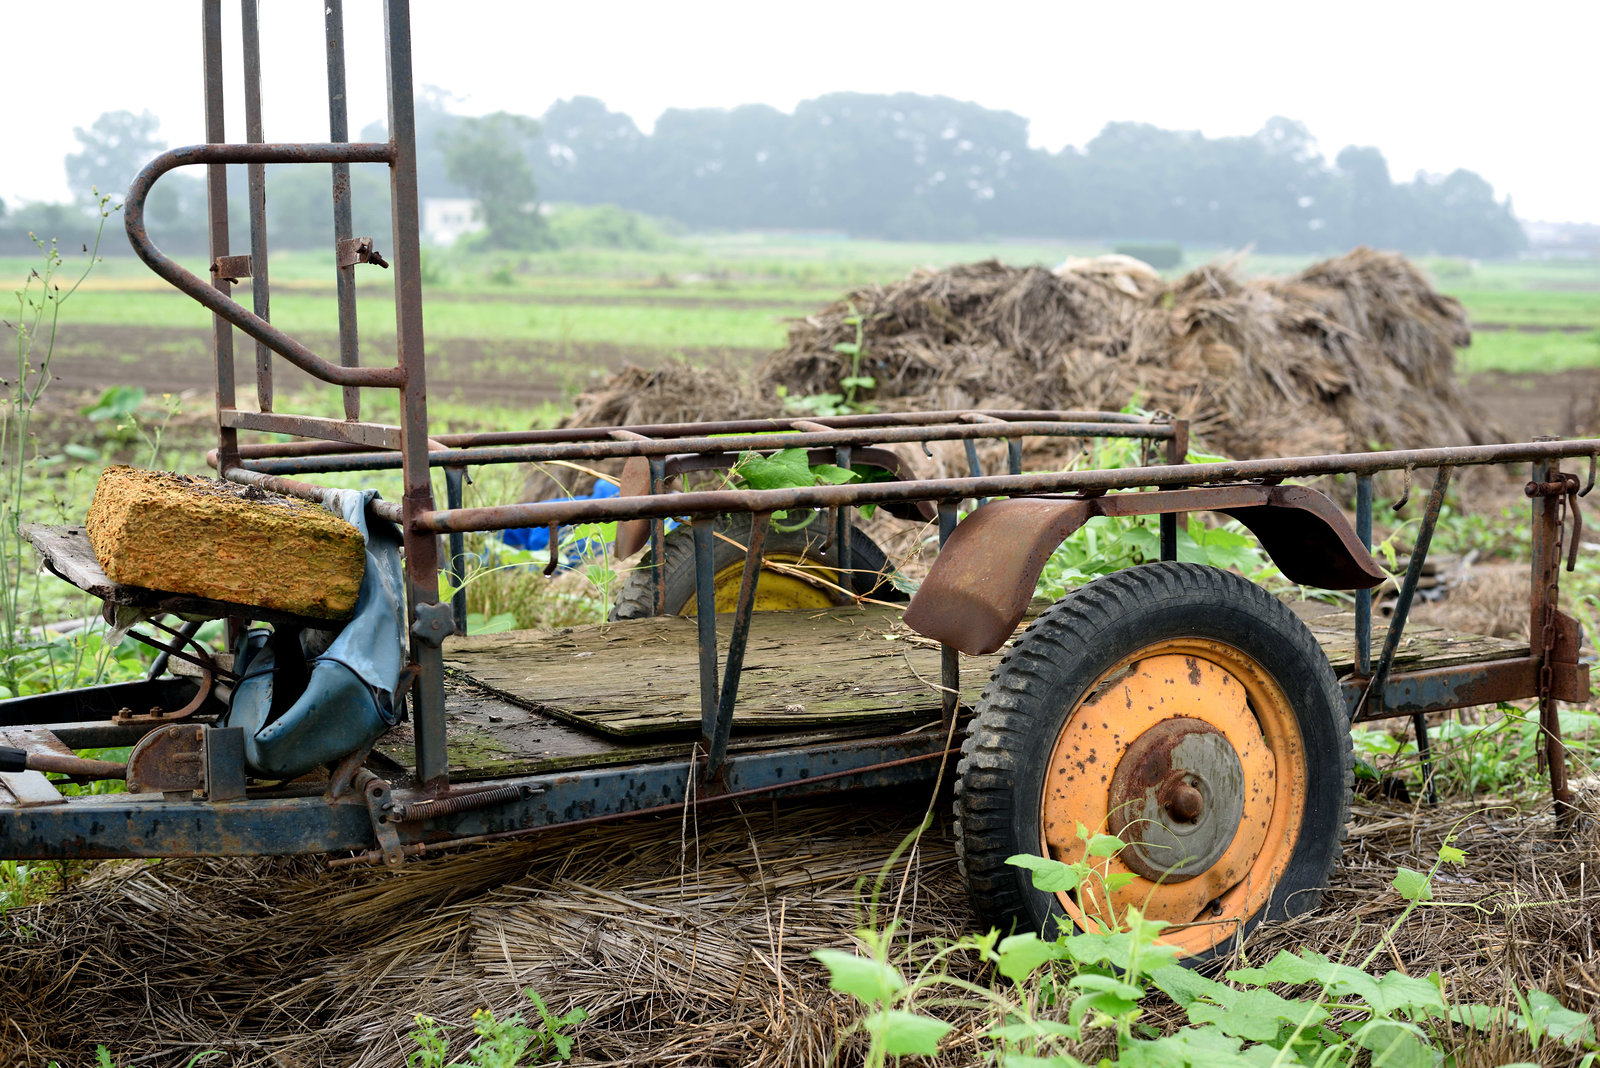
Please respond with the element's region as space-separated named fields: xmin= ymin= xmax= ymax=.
xmin=42 ymin=321 xmax=1599 ymax=443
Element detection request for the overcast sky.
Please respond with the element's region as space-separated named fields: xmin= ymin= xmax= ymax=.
xmin=6 ymin=1 xmax=1597 ymax=224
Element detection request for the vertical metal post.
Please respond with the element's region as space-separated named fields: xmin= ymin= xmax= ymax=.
xmin=1006 ymin=439 xmax=1023 ymax=476
xmin=1159 ymin=420 xmax=1189 ymax=562
xmin=325 ymin=0 xmax=362 ymax=421
xmin=648 ymin=458 xmax=667 ymax=616
xmin=445 ymin=466 xmax=467 ymax=637
xmin=1370 ymin=469 xmax=1451 ymax=805
xmin=383 ymin=0 xmax=447 ymax=791
xmin=963 ymin=439 xmax=988 ymax=509
xmin=938 ymin=500 xmax=960 ymax=727
xmin=1529 ymin=456 xmax=1575 ymax=823
xmin=834 ymin=445 xmax=853 ymax=581
xmin=1355 ymin=474 xmax=1373 ymax=678
xmin=709 ymin=513 xmax=769 ymax=779
xmin=201 ymin=0 xmax=239 ymax=473
xmin=241 ymin=0 xmax=273 ymax=413
xmin=692 ymin=519 xmax=720 ymax=766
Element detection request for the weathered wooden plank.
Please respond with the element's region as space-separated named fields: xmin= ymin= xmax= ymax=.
xmin=444 ymin=607 xmax=997 ymax=738
xmin=0 ymin=728 xmax=76 ymax=808
xmin=440 ymin=602 xmax=1532 ymax=744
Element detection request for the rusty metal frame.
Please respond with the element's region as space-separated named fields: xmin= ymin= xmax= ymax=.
xmin=4 ymin=0 xmax=1591 ymax=864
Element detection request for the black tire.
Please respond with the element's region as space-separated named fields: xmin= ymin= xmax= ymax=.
xmin=611 ymin=511 xmax=905 ymax=619
xmin=954 ymin=561 xmax=1350 ymax=962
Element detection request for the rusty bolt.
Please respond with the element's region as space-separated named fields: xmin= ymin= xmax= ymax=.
xmin=1160 ymin=776 xmax=1204 ymax=822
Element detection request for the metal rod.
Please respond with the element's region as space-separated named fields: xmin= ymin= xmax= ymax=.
xmin=648 ymin=458 xmax=666 ymax=616
xmin=200 ymin=0 xmax=238 ymax=472
xmin=241 ymin=0 xmax=273 ymax=413
xmin=834 ymin=445 xmax=853 ymax=580
xmin=124 ymin=143 xmax=402 ymax=390
xmin=1530 ymin=456 xmax=1576 ymax=824
xmin=324 ymin=0 xmax=361 ymax=421
xmin=711 ymin=513 xmax=770 ymax=778
xmin=692 ymin=519 xmax=720 ymax=765
xmin=146 ymin=618 xmax=205 ymax=681
xmin=1413 ymin=712 xmax=1438 ymax=806
xmin=379 ymin=0 xmax=447 ymax=792
xmin=1007 ymin=439 xmax=1023 ymax=476
xmin=232 ymin=420 xmax=1169 ymax=475
xmin=1366 ymin=467 xmax=1452 ymax=720
xmin=938 ymin=500 xmax=960 ymax=726
xmin=414 ymin=438 xmax=1600 ymax=536
xmin=1355 ymin=474 xmax=1373 ymax=678
xmin=963 ymin=439 xmax=989 ymax=509
xmin=1159 ymin=421 xmax=1188 ymax=561
xmin=445 ymin=466 xmax=467 ymax=637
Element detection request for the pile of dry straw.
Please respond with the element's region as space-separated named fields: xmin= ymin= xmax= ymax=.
xmin=568 ymin=248 xmax=1496 ymax=461
xmin=2 ymin=784 xmax=1596 ymax=1066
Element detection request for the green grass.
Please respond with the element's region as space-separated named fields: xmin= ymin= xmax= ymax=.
xmin=1453 ymin=289 xmax=1600 ymax=326
xmin=1458 ymin=329 xmax=1600 ymax=374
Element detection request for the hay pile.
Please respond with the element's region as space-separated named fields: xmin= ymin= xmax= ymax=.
xmin=566 ymin=249 xmax=1497 ymax=462
xmin=2 ymin=786 xmax=1596 ymax=1067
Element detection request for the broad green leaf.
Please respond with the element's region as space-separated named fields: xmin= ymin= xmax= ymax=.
xmin=999 ymin=1054 xmax=1091 ymax=1068
xmin=1007 ymin=853 xmax=1083 ymax=893
xmin=832 ymin=341 xmax=861 ymax=356
xmin=1525 ymin=989 xmax=1597 ymax=1046
xmin=1068 ymin=972 xmax=1144 ymax=1000
xmin=860 ymin=1009 xmax=951 ymax=1056
xmin=811 ymin=949 xmax=903 ymax=1005
xmin=1187 ymin=987 xmax=1327 ymax=1042
xmin=1115 ymin=1026 xmax=1261 ymax=1068
xmin=1150 ymin=964 xmax=1228 ymax=1010
xmin=1350 ymin=1019 xmax=1431 ymax=1068
xmin=996 ymin=932 xmax=1059 ymax=986
xmin=737 ymin=448 xmax=817 ymax=490
xmin=1374 ymin=971 xmax=1447 ymax=1017
xmin=987 ymin=1019 xmax=1082 ymax=1043
xmin=1437 ymin=844 xmax=1467 ymax=864
xmin=1085 ymin=833 xmax=1125 ymax=858
xmin=1392 ymin=867 xmax=1433 ymax=902
xmin=1228 ymin=948 xmax=1328 ymax=987
xmin=839 ymin=375 xmax=877 ymax=390
xmin=809 ymin=463 xmax=859 ymax=486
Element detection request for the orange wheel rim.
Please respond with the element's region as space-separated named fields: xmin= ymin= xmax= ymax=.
xmin=1039 ymin=638 xmax=1306 ymax=957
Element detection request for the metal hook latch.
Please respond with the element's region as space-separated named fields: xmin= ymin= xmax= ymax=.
xmin=337 ymin=236 xmax=390 ymax=269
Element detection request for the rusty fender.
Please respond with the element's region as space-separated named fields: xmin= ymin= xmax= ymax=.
xmin=904 ymin=485 xmax=1384 ymax=655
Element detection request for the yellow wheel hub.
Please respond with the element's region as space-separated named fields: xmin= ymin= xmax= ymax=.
xmin=680 ymin=554 xmax=841 ymax=615
xmin=1039 ymin=638 xmax=1306 ymax=957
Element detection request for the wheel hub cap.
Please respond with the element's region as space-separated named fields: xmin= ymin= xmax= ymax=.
xmin=1108 ymin=717 xmax=1245 ymax=882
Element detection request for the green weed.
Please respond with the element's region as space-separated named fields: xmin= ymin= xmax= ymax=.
xmin=406 ymin=987 xmax=586 ymax=1067
xmin=816 ymin=831 xmax=1598 ymax=1067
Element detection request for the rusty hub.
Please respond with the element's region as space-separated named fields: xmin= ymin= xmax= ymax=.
xmin=1107 ymin=717 xmax=1245 ymax=882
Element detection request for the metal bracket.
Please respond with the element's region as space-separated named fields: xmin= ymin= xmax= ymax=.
xmin=126 ymin=723 xmax=206 ymax=795
xmin=203 ymin=726 xmax=247 ymax=802
xmin=210 ymin=254 xmax=252 ymax=282
xmin=355 ymin=769 xmax=406 ymax=869
xmin=411 ymin=602 xmax=456 ymax=648
xmin=337 ymin=236 xmax=389 ymax=269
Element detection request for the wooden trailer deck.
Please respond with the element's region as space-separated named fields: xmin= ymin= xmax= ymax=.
xmin=371 ymin=604 xmax=1528 ymax=785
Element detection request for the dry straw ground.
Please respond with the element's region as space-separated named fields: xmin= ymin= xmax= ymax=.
xmin=2 ymin=780 xmax=1596 ymax=1067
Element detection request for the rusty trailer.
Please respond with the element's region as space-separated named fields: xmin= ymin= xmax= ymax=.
xmin=0 ymin=0 xmax=1594 ymax=960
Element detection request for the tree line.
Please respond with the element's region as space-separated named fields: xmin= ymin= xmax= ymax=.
xmin=4 ymin=94 xmax=1526 ymax=258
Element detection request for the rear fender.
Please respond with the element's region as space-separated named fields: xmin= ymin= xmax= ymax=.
xmin=903 ymin=485 xmax=1383 ymax=654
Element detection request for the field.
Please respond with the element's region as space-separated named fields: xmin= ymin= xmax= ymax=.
xmin=1 ymin=234 xmax=1598 ymax=1066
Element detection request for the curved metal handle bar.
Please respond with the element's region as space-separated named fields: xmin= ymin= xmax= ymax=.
xmin=125 ymin=142 xmax=404 ymax=389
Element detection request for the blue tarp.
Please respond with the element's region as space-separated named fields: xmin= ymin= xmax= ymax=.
xmin=498 ymin=480 xmax=619 ymax=552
